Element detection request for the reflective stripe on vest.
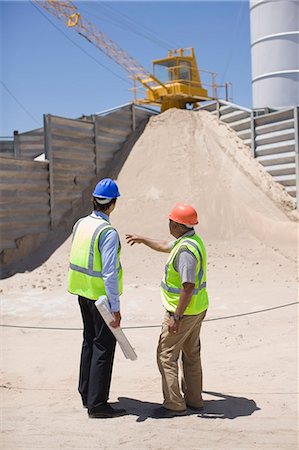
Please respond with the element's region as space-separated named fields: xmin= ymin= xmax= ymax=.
xmin=69 ymin=263 xmax=122 ymax=277
xmin=161 ymin=239 xmax=206 ymax=294
xmin=69 ymin=221 xmax=112 ymax=276
xmin=160 ymin=280 xmax=207 ymax=294
xmin=68 ymin=215 xmax=122 ymax=300
xmin=160 ymin=234 xmax=208 ymax=315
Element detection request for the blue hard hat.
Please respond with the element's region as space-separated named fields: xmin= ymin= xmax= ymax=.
xmin=93 ymin=178 xmax=120 ymax=199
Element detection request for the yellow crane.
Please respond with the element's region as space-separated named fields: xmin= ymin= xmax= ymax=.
xmin=33 ymin=1 xmax=212 ymax=111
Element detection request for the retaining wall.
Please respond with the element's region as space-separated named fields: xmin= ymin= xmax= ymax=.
xmin=0 ymin=103 xmax=157 ymax=277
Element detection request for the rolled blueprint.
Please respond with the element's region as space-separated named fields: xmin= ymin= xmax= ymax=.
xmin=95 ymin=296 xmax=137 ymax=361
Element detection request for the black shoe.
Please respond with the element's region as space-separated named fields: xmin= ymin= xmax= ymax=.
xmin=88 ymin=404 xmax=127 ymax=418
xmin=153 ymin=406 xmax=187 ymax=418
xmin=186 ymin=404 xmax=203 ymax=412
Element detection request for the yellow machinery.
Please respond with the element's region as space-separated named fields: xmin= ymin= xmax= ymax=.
xmin=33 ymin=1 xmax=211 ymax=111
xmin=138 ymin=48 xmax=209 ymax=111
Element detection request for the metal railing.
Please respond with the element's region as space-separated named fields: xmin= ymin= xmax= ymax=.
xmin=132 ymin=65 xmax=233 ymax=105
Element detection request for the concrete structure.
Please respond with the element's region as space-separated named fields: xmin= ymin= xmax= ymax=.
xmin=250 ymin=0 xmax=299 ymax=109
xmin=198 ymin=100 xmax=298 ymax=200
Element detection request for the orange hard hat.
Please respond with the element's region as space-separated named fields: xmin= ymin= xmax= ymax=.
xmin=168 ymin=203 xmax=198 ymax=226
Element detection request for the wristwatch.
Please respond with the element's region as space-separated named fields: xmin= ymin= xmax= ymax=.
xmin=172 ymin=314 xmax=183 ymax=321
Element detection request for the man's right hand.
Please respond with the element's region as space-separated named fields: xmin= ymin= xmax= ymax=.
xmin=125 ymin=234 xmax=144 ymax=246
xmin=125 ymin=234 xmax=171 ymax=253
xmin=110 ymin=311 xmax=121 ymax=328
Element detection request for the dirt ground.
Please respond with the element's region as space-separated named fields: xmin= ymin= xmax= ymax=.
xmin=1 ymin=110 xmax=298 ymax=449
xmin=1 ymin=233 xmax=298 ymax=450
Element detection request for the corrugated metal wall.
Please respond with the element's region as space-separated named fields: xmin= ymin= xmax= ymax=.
xmin=198 ymin=100 xmax=298 ymax=201
xmin=95 ymin=104 xmax=152 ymax=170
xmin=253 ymin=108 xmax=298 ymax=198
xmin=0 ymin=157 xmax=50 ymax=253
xmin=0 ymin=103 xmax=157 ymax=275
xmin=0 ymin=140 xmax=14 ymax=158
xmin=14 ymin=127 xmax=45 ymax=160
xmin=197 ymin=100 xmax=252 ymax=145
xmin=44 ymin=115 xmax=96 ymax=227
xmin=95 ymin=104 xmax=133 ymax=173
xmin=0 ymin=128 xmax=44 ymax=159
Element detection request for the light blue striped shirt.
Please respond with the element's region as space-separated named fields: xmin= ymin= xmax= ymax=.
xmin=91 ymin=211 xmax=120 ymax=312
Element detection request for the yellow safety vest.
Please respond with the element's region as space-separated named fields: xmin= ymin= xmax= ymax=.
xmin=160 ymin=234 xmax=208 ymax=315
xmin=68 ymin=215 xmax=122 ymax=300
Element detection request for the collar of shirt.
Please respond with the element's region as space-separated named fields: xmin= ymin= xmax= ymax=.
xmin=91 ymin=210 xmax=111 ymax=223
xmin=169 ymin=229 xmax=195 ymax=250
xmin=177 ymin=229 xmax=195 ymax=241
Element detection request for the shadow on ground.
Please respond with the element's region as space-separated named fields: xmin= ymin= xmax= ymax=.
xmin=116 ymin=391 xmax=260 ymax=422
xmin=200 ymin=391 xmax=261 ymax=419
xmin=1 ymin=226 xmax=71 ymax=278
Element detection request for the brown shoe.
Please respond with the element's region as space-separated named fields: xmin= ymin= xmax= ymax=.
xmin=153 ymin=406 xmax=187 ymax=418
xmin=186 ymin=404 xmax=203 ymax=412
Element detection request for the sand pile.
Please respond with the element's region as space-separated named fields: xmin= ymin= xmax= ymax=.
xmin=114 ymin=109 xmax=297 ymax=258
xmin=1 ymin=109 xmax=298 ymax=450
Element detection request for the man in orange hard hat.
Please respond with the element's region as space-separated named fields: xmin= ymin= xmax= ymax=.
xmin=126 ymin=203 xmax=208 ymax=418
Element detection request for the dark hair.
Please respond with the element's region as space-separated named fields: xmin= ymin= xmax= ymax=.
xmin=93 ymin=198 xmax=117 ymax=212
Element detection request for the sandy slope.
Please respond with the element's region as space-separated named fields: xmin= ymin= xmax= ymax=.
xmin=1 ymin=110 xmax=298 ymax=449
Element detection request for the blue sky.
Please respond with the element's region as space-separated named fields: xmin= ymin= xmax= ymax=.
xmin=1 ymin=1 xmax=251 ymax=136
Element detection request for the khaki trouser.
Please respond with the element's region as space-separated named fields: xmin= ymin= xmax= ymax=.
xmin=157 ymin=309 xmax=207 ymax=411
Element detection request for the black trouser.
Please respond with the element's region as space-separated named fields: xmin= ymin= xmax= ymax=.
xmin=78 ymin=296 xmax=116 ymax=412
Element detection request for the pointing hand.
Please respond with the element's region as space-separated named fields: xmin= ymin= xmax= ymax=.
xmin=125 ymin=234 xmax=143 ymax=246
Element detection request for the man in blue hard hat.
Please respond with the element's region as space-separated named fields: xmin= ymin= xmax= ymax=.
xmin=68 ymin=178 xmax=126 ymax=418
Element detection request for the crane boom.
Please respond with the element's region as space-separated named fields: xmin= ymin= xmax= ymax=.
xmin=33 ymin=0 xmax=150 ymax=79
xmin=33 ymin=1 xmax=214 ymax=111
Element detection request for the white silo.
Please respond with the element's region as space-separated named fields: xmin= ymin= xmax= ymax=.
xmin=250 ymin=0 xmax=299 ymax=109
